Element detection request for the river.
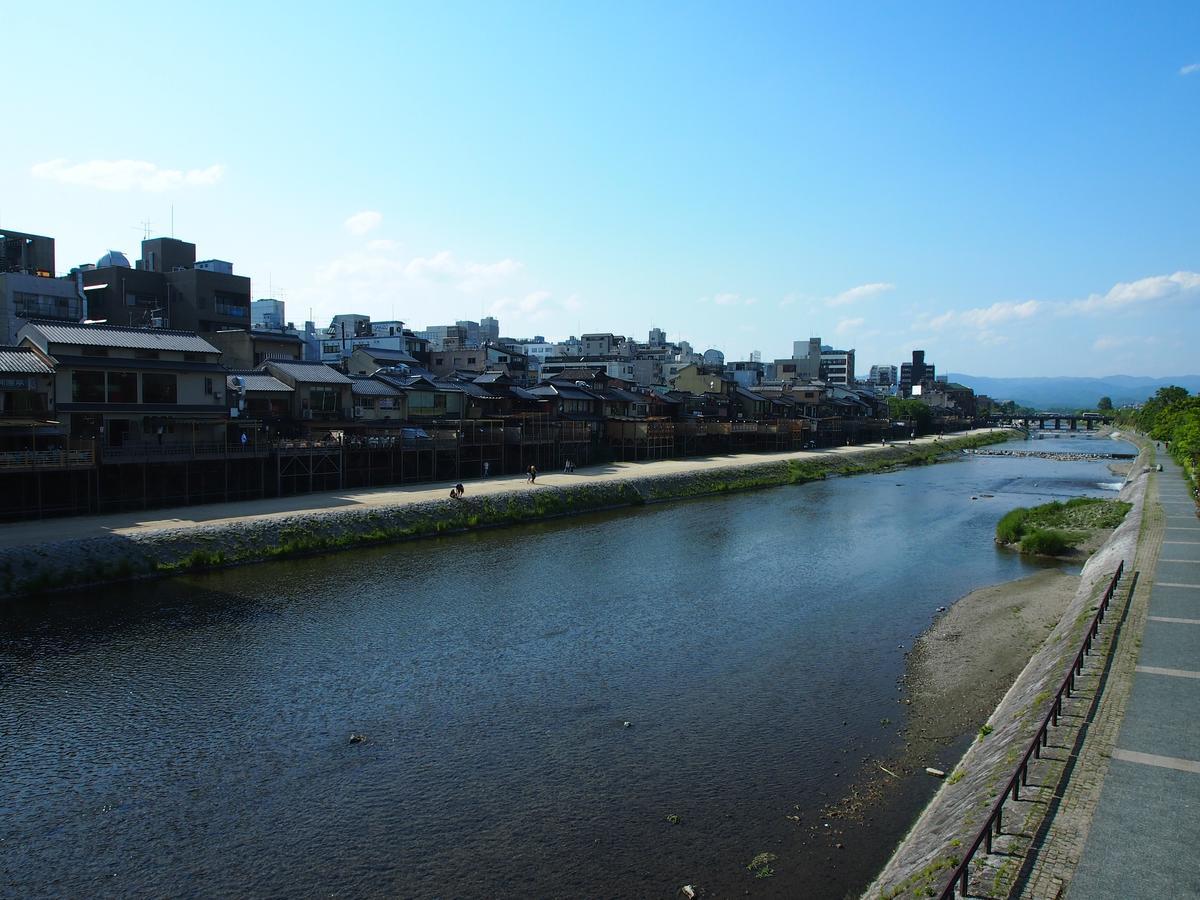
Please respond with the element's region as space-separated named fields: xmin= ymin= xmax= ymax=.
xmin=0 ymin=432 xmax=1134 ymax=898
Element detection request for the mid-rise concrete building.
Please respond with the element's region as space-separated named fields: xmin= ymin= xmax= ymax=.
xmin=81 ymin=236 xmax=251 ymax=333
xmin=868 ymin=364 xmax=898 ymax=387
xmin=0 ymin=229 xmax=87 ymax=342
xmin=252 ymin=299 xmax=286 ymax=330
xmin=899 ymin=350 xmax=936 ymax=397
xmin=819 ymin=345 xmax=855 ymax=386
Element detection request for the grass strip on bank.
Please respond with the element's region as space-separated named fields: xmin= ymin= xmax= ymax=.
xmin=996 ymin=497 xmax=1132 ymax=556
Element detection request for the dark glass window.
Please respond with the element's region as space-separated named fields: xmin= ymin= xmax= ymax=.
xmin=71 ymin=371 xmax=106 ymax=402
xmin=107 ymin=372 xmax=138 ymax=403
xmin=142 ymin=373 xmax=178 ymax=404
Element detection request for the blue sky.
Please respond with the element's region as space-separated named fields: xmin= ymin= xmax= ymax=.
xmin=3 ymin=2 xmax=1198 ymax=377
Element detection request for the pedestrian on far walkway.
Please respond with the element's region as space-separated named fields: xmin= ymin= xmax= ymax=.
xmin=528 ymin=465 xmax=537 ymax=484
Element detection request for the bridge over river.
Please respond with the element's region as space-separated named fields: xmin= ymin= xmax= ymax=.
xmin=987 ymin=412 xmax=1116 ymax=431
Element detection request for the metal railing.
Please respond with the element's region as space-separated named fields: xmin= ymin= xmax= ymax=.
xmin=102 ymin=441 xmax=268 ymax=461
xmin=939 ymin=560 xmax=1127 ymax=899
xmin=0 ymin=446 xmax=96 ymax=470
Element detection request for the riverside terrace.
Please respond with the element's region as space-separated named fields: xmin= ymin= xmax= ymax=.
xmin=0 ymin=322 xmax=983 ymax=521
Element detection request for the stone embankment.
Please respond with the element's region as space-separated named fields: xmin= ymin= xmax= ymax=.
xmin=863 ymin=443 xmax=1150 ymax=899
xmin=0 ymin=431 xmax=1012 ymax=600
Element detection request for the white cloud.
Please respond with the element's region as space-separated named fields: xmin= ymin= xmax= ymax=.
xmin=1067 ymin=271 xmax=1200 ymax=314
xmin=400 ymin=250 xmax=522 ymax=292
xmin=827 ymin=282 xmax=895 ymax=307
xmin=403 ymin=250 xmax=459 ymax=281
xmin=959 ymin=299 xmax=1042 ymax=328
xmin=1181 ymin=63 xmax=1200 ymax=75
xmin=31 ymin=158 xmax=224 ymax=192
xmin=344 ymin=210 xmax=382 ymax=235
xmin=490 ymin=289 xmax=576 ymax=323
xmin=835 ymin=317 xmax=865 ymax=336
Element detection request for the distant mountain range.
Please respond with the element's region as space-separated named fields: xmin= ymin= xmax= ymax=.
xmin=944 ymin=374 xmax=1200 ymax=411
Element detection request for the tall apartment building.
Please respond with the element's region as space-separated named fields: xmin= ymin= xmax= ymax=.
xmin=818 ymin=345 xmax=855 ymax=385
xmin=81 ymin=236 xmax=251 ymax=333
xmin=899 ymin=350 xmax=936 ymax=396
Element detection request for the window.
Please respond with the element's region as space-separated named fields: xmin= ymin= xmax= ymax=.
xmin=204 ymin=377 xmax=214 ymax=395
xmin=435 ymin=358 xmax=444 ymax=366
xmin=71 ymin=371 xmax=106 ymax=402
xmin=142 ymin=373 xmax=178 ymax=404
xmin=309 ymin=387 xmax=340 ymax=412
xmin=214 ymin=293 xmax=248 ymax=317
xmin=106 ymin=372 xmax=138 ymax=403
xmin=322 ymin=342 xmax=340 ymax=355
xmin=82 ymin=347 xmax=109 ymax=357
xmin=184 ymin=353 xmax=206 ymax=362
xmin=135 ymin=350 xmax=160 ymax=359
xmin=467 ymin=357 xmax=476 ymax=364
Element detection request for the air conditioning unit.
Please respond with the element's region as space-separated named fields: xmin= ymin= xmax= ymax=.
xmin=302 ymin=409 xmax=313 ymax=420
xmin=353 ymin=406 xmax=364 ymax=418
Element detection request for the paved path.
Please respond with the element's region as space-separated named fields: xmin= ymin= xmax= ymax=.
xmin=1067 ymin=457 xmax=1200 ymax=898
xmin=0 ymin=432 xmax=988 ymax=551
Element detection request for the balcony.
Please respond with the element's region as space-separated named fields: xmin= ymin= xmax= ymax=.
xmin=0 ymin=442 xmax=96 ymax=471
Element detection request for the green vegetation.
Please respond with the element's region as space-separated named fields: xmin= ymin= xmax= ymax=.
xmin=879 ymin=854 xmax=961 ymax=899
xmin=977 ymin=723 xmax=994 ymax=740
xmin=1018 ymin=528 xmax=1076 ymax=556
xmin=665 ymin=814 xmax=681 ymax=825
xmin=746 ymin=851 xmax=777 ymax=879
xmin=1117 ymin=385 xmax=1200 ymax=489
xmin=886 ymin=397 xmax=934 ymax=433
xmin=995 ymin=497 xmax=1132 ymax=557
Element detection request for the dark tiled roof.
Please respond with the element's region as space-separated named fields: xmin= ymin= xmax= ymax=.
xmin=0 ymin=346 xmax=54 ymax=375
xmin=264 ymin=359 xmax=353 ymax=384
xmin=350 ymin=376 xmax=402 ymax=397
xmin=352 ymin=346 xmax=419 ymax=364
xmin=22 ymin=320 xmax=219 ymax=353
xmin=473 ymin=372 xmax=511 ymax=384
xmin=227 ymin=372 xmax=292 ymax=393
xmin=529 ymin=383 xmax=601 ymax=401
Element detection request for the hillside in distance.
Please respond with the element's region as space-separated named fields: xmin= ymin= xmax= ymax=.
xmin=945 ymin=374 xmax=1200 ymax=411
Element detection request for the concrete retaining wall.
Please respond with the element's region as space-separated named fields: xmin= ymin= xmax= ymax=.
xmin=863 ymin=445 xmax=1151 ymax=898
xmin=0 ymin=432 xmax=1011 ymax=600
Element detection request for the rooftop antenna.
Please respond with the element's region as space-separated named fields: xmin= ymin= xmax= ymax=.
xmin=140 ymin=218 xmax=153 ymax=240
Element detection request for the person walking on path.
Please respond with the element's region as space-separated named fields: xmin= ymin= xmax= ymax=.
xmin=527 ymin=465 xmax=537 ymax=484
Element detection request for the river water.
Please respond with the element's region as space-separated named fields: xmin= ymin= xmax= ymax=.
xmin=0 ymin=433 xmax=1134 ymax=899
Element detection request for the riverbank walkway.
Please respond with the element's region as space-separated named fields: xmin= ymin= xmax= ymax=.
xmin=1015 ymin=453 xmax=1200 ymax=898
xmin=0 ymin=431 xmax=1002 ymax=552
xmin=1065 ymin=456 xmax=1200 ymax=898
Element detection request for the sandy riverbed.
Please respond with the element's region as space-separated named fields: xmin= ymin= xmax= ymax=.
xmin=904 ymin=569 xmax=1078 ymax=749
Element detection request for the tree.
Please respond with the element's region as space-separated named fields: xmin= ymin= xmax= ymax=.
xmin=1097 ymin=396 xmax=1113 ymax=410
